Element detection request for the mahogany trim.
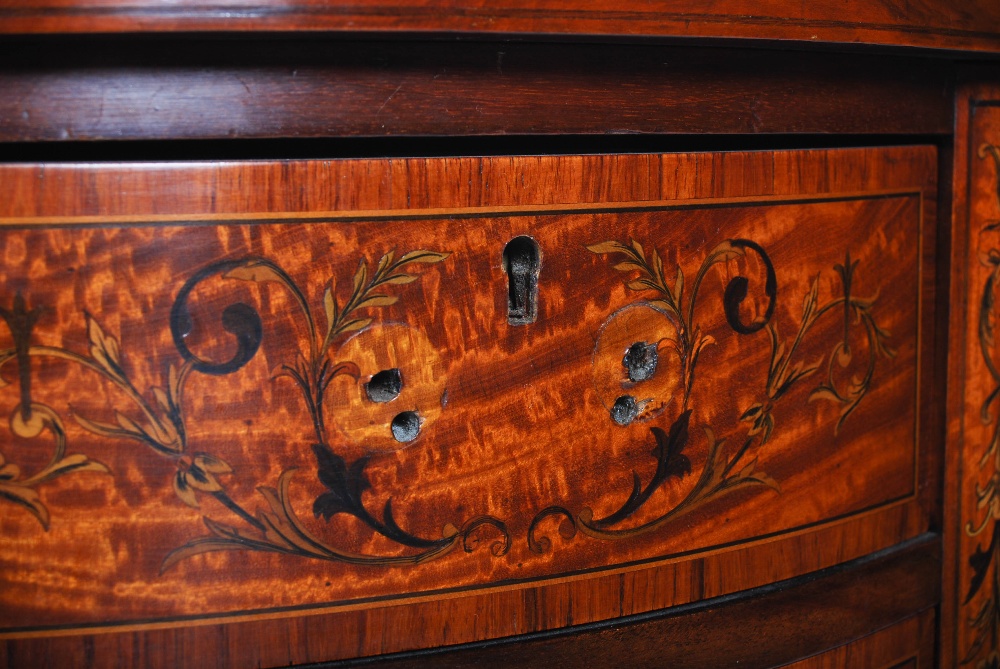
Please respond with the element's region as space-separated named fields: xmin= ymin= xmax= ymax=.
xmin=317 ymin=534 xmax=941 ymax=668
xmin=0 ymin=4 xmax=999 ymax=53
xmin=0 ymin=39 xmax=954 ymax=142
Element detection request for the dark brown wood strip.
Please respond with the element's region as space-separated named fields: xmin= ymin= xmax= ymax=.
xmin=0 ymin=40 xmax=953 ymax=143
xmin=780 ymin=610 xmax=933 ymax=667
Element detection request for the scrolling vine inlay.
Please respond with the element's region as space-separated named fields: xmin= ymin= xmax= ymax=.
xmin=965 ymin=143 xmax=1000 ymax=667
xmin=529 ymin=237 xmax=895 ymax=551
xmin=0 ymin=249 xmax=511 ymax=571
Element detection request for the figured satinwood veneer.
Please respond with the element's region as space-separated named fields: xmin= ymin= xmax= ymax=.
xmin=0 ymin=148 xmax=937 ymax=666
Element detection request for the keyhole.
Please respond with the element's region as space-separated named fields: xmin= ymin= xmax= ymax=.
xmin=503 ymin=236 xmax=540 ymax=325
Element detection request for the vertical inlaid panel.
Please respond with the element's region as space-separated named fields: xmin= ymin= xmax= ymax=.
xmin=949 ymin=87 xmax=1000 ymax=669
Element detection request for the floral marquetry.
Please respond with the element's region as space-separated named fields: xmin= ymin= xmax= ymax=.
xmin=0 ymin=149 xmax=936 ymax=663
xmin=944 ymin=86 xmax=1000 ymax=668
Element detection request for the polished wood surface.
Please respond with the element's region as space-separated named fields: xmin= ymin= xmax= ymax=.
xmin=0 ymin=0 xmax=999 ymax=53
xmin=320 ymin=537 xmax=939 ymax=669
xmin=0 ymin=147 xmax=938 ymax=666
xmin=0 ymin=538 xmax=940 ymax=669
xmin=782 ymin=608 xmax=935 ymax=669
xmin=944 ymin=82 xmax=1000 ymax=669
xmin=0 ymin=0 xmax=994 ymax=662
xmin=0 ymin=39 xmax=954 ymax=143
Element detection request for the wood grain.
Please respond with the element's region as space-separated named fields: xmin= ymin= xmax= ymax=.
xmin=943 ymin=84 xmax=1000 ymax=669
xmin=780 ymin=607 xmax=935 ymax=669
xmin=0 ymin=537 xmax=941 ymax=668
xmin=0 ymin=1 xmax=998 ymax=52
xmin=0 ymin=39 xmax=954 ymax=143
xmin=143 ymin=535 xmax=935 ymax=669
xmin=0 ymin=148 xmax=939 ymax=666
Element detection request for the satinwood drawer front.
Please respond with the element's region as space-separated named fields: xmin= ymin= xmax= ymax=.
xmin=0 ymin=148 xmax=936 ymax=665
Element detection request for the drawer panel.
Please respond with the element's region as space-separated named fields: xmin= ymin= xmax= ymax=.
xmin=0 ymin=148 xmax=936 ymax=661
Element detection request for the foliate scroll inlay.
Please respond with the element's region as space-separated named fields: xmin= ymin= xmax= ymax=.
xmin=0 ymin=155 xmax=926 ymax=639
xmin=0 ymin=249 xmax=511 ymax=571
xmin=965 ymin=143 xmax=1000 ymax=667
xmin=528 ymin=237 xmax=894 ymax=551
